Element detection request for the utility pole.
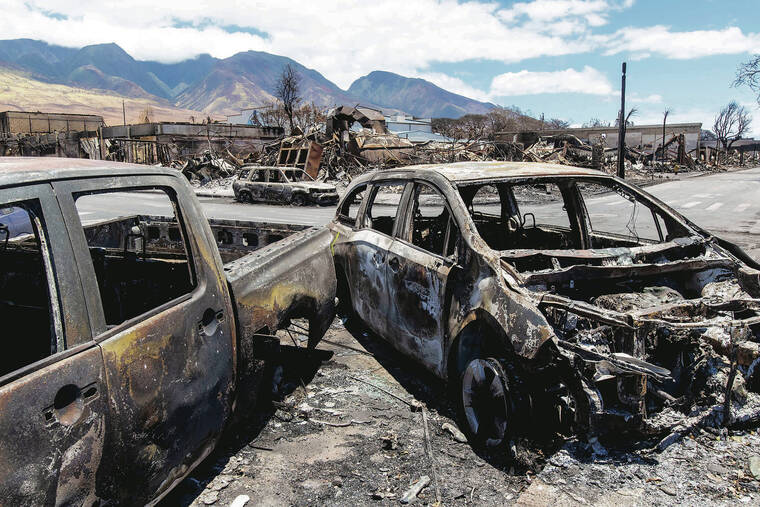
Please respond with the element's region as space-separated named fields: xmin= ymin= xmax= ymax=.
xmin=122 ymin=100 xmax=126 ymax=125
xmin=661 ymin=109 xmax=670 ymax=163
xmin=617 ymin=62 xmax=627 ymax=178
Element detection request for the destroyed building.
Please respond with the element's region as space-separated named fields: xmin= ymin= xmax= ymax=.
xmin=0 ymin=111 xmax=104 ymax=158
xmin=497 ymin=123 xmax=703 ymax=156
xmin=99 ymin=121 xmax=285 ymax=165
xmin=384 ymin=113 xmax=454 ymax=143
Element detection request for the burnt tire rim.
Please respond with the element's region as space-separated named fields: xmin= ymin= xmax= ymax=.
xmin=292 ymin=195 xmax=305 ymax=206
xmin=461 ymin=358 xmax=509 ymax=447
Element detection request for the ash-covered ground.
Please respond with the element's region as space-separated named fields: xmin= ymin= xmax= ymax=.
xmin=161 ymin=318 xmax=760 ymax=506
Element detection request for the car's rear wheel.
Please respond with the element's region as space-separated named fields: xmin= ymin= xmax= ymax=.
xmin=458 ymin=357 xmax=511 ymax=448
xmin=239 ymin=191 xmax=252 ymax=203
xmin=291 ymin=194 xmax=306 ymax=206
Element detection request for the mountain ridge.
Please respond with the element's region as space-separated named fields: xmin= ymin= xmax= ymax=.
xmin=348 ymin=70 xmax=495 ymax=118
xmin=0 ymin=39 xmax=497 ymax=119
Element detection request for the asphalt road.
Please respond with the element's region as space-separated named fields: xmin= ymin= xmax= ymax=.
xmin=76 ymin=166 xmax=760 ymax=260
xmin=645 ymin=167 xmax=760 ymax=258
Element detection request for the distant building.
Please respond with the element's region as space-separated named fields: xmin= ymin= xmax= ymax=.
xmin=497 ymin=123 xmax=703 ymax=154
xmin=384 ymin=113 xmax=453 ymax=143
xmin=0 ymin=111 xmax=103 ymax=135
xmin=226 ymin=108 xmax=264 ymax=126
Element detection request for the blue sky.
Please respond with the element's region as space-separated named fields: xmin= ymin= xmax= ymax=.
xmin=2 ymin=0 xmax=759 ymax=134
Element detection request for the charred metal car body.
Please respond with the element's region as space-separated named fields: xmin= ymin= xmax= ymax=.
xmin=0 ymin=157 xmax=335 ymax=505
xmin=328 ymin=161 xmax=760 ymax=447
xmin=232 ymin=165 xmax=339 ymax=206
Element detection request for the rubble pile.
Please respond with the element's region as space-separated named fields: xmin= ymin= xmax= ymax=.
xmin=0 ymin=131 xmax=96 ymax=158
xmin=159 ymin=106 xmax=759 ymax=192
xmin=175 ymin=150 xmax=240 ymax=183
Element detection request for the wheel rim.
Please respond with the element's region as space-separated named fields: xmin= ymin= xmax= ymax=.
xmin=461 ymin=358 xmax=509 ymax=447
xmin=293 ymin=195 xmax=304 ymax=206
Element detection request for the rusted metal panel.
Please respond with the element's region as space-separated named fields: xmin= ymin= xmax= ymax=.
xmin=0 ymin=345 xmax=109 ymax=505
xmin=226 ymin=226 xmax=336 ymax=348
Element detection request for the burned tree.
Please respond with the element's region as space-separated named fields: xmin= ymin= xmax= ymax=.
xmin=583 ymin=118 xmax=611 ymax=128
xmin=275 ymin=63 xmax=302 ymax=134
xmin=713 ymin=101 xmax=751 ymax=162
xmin=734 ymin=54 xmax=760 ymax=104
xmin=546 ymin=118 xmax=570 ymax=129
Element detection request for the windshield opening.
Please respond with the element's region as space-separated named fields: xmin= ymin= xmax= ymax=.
xmin=282 ymin=169 xmax=314 ymax=182
xmin=458 ymin=177 xmax=693 ymax=255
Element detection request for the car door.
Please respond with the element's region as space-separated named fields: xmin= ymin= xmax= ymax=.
xmin=384 ymin=182 xmax=459 ymax=376
xmin=0 ymin=184 xmax=110 ymax=505
xmin=53 ymin=175 xmax=236 ymax=504
xmin=345 ymin=181 xmax=411 ymax=334
xmin=248 ymin=169 xmax=267 ymax=202
xmin=266 ymin=169 xmax=287 ymax=203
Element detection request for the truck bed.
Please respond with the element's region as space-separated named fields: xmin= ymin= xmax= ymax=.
xmin=83 ymin=213 xmax=336 ymax=343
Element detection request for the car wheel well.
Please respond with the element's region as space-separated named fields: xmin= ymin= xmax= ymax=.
xmin=447 ymin=318 xmax=512 ymax=384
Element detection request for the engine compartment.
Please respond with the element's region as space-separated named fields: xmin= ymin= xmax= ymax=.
xmin=508 ymin=238 xmax=760 ymax=436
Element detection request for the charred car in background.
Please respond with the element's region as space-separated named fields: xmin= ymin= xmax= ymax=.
xmin=233 ymin=165 xmax=339 ymax=206
xmin=328 ymin=161 xmax=760 ymax=448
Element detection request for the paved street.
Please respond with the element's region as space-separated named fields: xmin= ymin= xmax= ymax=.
xmin=645 ymin=167 xmax=760 ymax=259
xmin=79 ymin=166 xmax=760 ymax=260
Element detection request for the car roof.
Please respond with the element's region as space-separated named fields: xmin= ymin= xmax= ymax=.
xmin=0 ymin=157 xmax=178 ymax=188
xmin=242 ymin=165 xmax=302 ymax=170
xmin=358 ymin=161 xmax=607 ymax=185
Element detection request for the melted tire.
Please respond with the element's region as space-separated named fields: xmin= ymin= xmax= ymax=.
xmin=458 ymin=357 xmax=511 ymax=449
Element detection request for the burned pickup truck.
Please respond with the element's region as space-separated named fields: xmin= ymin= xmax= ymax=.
xmin=232 ymin=165 xmax=339 ymax=205
xmin=0 ymin=157 xmax=335 ymax=505
xmin=328 ymin=161 xmax=760 ymax=448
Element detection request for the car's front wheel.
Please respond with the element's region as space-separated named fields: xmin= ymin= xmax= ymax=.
xmin=458 ymin=357 xmax=511 ymax=448
xmin=291 ymin=194 xmax=306 ymax=206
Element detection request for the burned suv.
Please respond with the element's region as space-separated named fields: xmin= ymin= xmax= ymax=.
xmin=328 ymin=161 xmax=760 ymax=448
xmin=232 ymin=165 xmax=339 ymax=206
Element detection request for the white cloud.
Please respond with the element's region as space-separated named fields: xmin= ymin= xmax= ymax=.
xmin=629 ymin=93 xmax=662 ymax=104
xmin=489 ymin=66 xmax=614 ymax=97
xmin=0 ymin=0 xmax=597 ymax=89
xmin=413 ymin=72 xmax=493 ymax=103
xmin=604 ymin=26 xmax=760 ymax=59
xmin=499 ymin=0 xmax=612 ymax=24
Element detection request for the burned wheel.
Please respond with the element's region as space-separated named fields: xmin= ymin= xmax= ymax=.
xmin=291 ymin=194 xmax=306 ymax=206
xmin=460 ymin=358 xmax=511 ymax=448
xmin=239 ymin=191 xmax=252 ymax=203
xmin=542 ymin=375 xmax=601 ymax=438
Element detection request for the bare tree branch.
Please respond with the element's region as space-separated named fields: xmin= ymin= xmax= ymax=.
xmin=275 ymin=64 xmax=301 ymax=133
xmin=713 ymin=101 xmax=752 ymax=158
xmin=734 ymin=55 xmax=760 ymax=104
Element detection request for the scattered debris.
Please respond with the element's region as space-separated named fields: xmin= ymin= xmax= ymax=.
xmin=200 ymin=490 xmax=219 ymax=505
xmin=229 ymin=495 xmax=250 ymax=507
xmin=399 ymin=475 xmax=431 ymax=504
xmin=441 ymin=422 xmax=468 ymax=443
xmin=421 ymin=408 xmax=442 ymax=504
xmin=750 ymin=456 xmax=760 ymax=480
